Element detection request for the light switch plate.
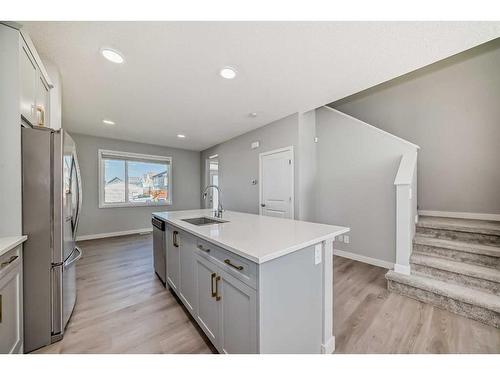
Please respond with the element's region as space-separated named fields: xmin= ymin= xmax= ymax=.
xmin=337 ymin=235 xmax=343 ymax=242
xmin=344 ymin=235 xmax=350 ymax=244
xmin=314 ymin=244 xmax=322 ymax=264
xmin=251 ymin=141 xmax=260 ymax=149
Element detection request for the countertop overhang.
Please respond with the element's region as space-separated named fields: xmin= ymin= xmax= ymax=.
xmin=0 ymin=235 xmax=28 ymax=257
xmin=153 ymin=209 xmax=349 ymax=264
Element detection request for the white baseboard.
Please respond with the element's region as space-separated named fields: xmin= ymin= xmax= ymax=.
xmin=76 ymin=227 xmax=153 ymax=241
xmin=419 ymin=210 xmax=500 ymax=222
xmin=333 ymin=249 xmax=394 ymax=269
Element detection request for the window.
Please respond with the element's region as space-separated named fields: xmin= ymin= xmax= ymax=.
xmin=205 ymin=157 xmax=219 ymax=209
xmin=98 ymin=149 xmax=172 ymax=208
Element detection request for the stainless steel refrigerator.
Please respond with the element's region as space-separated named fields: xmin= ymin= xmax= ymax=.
xmin=22 ymin=126 xmax=82 ymax=353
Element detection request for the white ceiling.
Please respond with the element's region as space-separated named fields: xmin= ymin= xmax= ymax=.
xmin=22 ymin=21 xmax=500 ymax=151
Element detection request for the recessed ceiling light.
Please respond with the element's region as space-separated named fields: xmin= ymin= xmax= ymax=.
xmin=219 ymin=67 xmax=237 ymax=79
xmin=177 ymin=134 xmax=186 ymax=138
xmin=249 ymin=112 xmax=258 ymax=118
xmin=101 ymin=48 xmax=125 ymax=64
xmin=102 ymin=119 xmax=116 ymax=125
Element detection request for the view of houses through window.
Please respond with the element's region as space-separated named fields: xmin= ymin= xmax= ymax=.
xmin=100 ymin=150 xmax=171 ymax=207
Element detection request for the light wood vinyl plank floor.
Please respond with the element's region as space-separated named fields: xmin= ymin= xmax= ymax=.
xmin=34 ymin=234 xmax=500 ymax=354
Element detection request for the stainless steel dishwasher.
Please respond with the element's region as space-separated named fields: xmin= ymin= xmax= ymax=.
xmin=152 ymin=217 xmax=166 ymax=286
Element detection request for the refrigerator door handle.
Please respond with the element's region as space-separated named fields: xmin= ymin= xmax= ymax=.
xmin=64 ymin=246 xmax=82 ymax=269
xmin=71 ymin=152 xmax=83 ymax=239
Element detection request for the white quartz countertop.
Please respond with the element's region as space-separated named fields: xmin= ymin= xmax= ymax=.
xmin=153 ymin=209 xmax=349 ymax=264
xmin=0 ymin=235 xmax=27 ymax=257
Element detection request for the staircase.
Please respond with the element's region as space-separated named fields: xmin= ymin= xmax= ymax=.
xmin=386 ymin=216 xmax=500 ymax=328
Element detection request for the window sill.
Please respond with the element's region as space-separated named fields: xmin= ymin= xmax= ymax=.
xmin=99 ymin=201 xmax=173 ymax=209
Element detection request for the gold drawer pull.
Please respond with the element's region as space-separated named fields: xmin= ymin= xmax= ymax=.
xmin=215 ymin=275 xmax=221 ymax=301
xmin=211 ymin=272 xmax=217 ymax=297
xmin=173 ymin=231 xmax=179 ymax=248
xmin=1 ymin=255 xmax=18 ymax=268
xmin=197 ymin=244 xmax=210 ymax=253
xmin=224 ymin=259 xmax=243 ymax=271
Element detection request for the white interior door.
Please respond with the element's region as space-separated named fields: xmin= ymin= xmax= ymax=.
xmin=259 ymin=147 xmax=294 ymax=219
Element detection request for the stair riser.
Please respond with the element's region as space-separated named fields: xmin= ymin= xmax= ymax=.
xmin=411 ymin=264 xmax=500 ymax=295
xmin=413 ymin=244 xmax=500 ymax=268
xmin=387 ymin=279 xmax=500 ymax=328
xmin=416 ymin=227 xmax=500 ymax=246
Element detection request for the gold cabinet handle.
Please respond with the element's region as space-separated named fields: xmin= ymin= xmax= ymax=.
xmin=215 ymin=275 xmax=221 ymax=301
xmin=197 ymin=244 xmax=210 ymax=253
xmin=224 ymin=259 xmax=243 ymax=271
xmin=211 ymin=272 xmax=217 ymax=297
xmin=173 ymin=231 xmax=179 ymax=248
xmin=0 ymin=255 xmax=18 ymax=269
xmin=36 ymin=105 xmax=45 ymax=127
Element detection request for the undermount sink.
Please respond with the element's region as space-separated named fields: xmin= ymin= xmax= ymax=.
xmin=181 ymin=217 xmax=228 ymax=226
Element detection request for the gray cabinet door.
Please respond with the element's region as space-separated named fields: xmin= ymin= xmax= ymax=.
xmin=179 ymin=233 xmax=196 ymax=313
xmin=218 ymin=269 xmax=257 ymax=354
xmin=166 ymin=227 xmax=180 ymax=292
xmin=19 ymin=42 xmax=37 ymax=126
xmin=0 ymin=248 xmax=23 ymax=354
xmin=194 ymin=255 xmax=220 ymax=348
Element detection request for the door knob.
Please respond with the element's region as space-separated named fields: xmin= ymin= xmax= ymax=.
xmin=260 ymin=203 xmax=266 ymax=207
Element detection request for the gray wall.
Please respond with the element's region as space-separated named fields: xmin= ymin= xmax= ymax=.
xmin=315 ymin=107 xmax=417 ymax=263
xmin=200 ymin=114 xmax=301 ymax=216
xmin=332 ymin=38 xmax=500 ymax=214
xmin=72 ymin=133 xmax=201 ymax=237
xmin=297 ymin=111 xmax=317 ymax=222
xmin=0 ymin=25 xmax=22 ymax=237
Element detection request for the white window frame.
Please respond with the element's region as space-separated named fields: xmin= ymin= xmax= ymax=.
xmin=98 ymin=149 xmax=173 ymax=208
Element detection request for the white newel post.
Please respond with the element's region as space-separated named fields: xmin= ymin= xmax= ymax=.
xmin=395 ymin=184 xmax=412 ymax=274
xmin=394 ymin=151 xmax=418 ymax=275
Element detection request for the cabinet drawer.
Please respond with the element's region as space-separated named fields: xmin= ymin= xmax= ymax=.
xmin=0 ymin=246 xmax=21 ymax=278
xmin=195 ymin=239 xmax=257 ymax=289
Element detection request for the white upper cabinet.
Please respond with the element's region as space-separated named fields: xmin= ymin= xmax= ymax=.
xmin=19 ymin=42 xmax=37 ymax=126
xmin=18 ymin=30 xmax=53 ymax=128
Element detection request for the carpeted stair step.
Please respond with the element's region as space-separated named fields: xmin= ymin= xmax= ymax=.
xmin=410 ymin=253 xmax=500 ymax=295
xmin=413 ymin=235 xmax=500 ymax=268
xmin=386 ymin=270 xmax=500 ymax=328
xmin=416 ymin=216 xmax=500 ymax=245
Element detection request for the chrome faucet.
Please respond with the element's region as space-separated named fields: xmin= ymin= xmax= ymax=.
xmin=202 ymin=185 xmax=223 ymax=218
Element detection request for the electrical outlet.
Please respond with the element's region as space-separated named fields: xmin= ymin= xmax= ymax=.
xmin=344 ymin=235 xmax=350 ymax=244
xmin=337 ymin=235 xmax=343 ymax=243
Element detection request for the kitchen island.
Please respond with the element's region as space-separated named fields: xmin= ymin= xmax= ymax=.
xmin=152 ymin=209 xmax=349 ymax=354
